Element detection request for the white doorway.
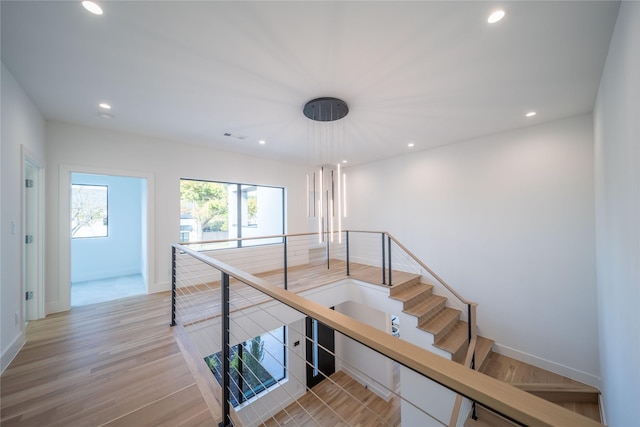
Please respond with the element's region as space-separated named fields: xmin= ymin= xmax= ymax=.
xmin=57 ymin=165 xmax=154 ymax=313
xmin=23 ymin=148 xmax=45 ymax=321
xmin=70 ymin=172 xmax=148 ymax=306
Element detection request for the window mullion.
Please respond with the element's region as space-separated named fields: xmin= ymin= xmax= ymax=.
xmin=237 ymin=342 xmax=244 ymax=404
xmin=237 ymin=184 xmax=242 ymax=248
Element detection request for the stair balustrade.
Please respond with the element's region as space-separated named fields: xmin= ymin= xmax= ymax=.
xmin=170 ymin=233 xmax=602 ymax=427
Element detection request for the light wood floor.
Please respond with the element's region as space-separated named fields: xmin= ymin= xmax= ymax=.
xmin=263 ymin=370 xmax=401 ymax=426
xmin=0 ymin=293 xmax=218 ymax=427
xmin=175 ymin=260 xmax=418 ymax=326
xmin=478 ymin=352 xmax=602 ymax=424
xmin=2 ymin=261 xmax=601 ymax=427
xmin=1 ymin=262 xmax=411 ymax=427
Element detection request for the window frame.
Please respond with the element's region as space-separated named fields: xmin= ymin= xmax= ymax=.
xmin=70 ymin=183 xmax=109 ymax=239
xmin=179 ymin=178 xmax=285 ymax=247
xmin=205 ymin=326 xmax=287 ymax=407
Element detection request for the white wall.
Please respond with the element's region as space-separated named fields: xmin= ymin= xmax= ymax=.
xmin=71 ymin=173 xmax=144 ymax=282
xmin=45 ymin=121 xmax=307 ymax=313
xmin=593 ymin=3 xmax=639 ymax=426
xmin=345 ymin=114 xmax=599 ymax=385
xmin=334 ymin=300 xmax=393 ymax=401
xmin=1 ymin=63 xmax=46 ymax=371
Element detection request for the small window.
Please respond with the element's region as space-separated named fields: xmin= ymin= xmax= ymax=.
xmin=71 ymin=184 xmax=108 ymax=238
xmin=204 ymin=326 xmax=286 ymax=406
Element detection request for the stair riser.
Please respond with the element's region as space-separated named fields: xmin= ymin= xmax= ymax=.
xmin=432 ymin=317 xmax=460 ymax=342
xmin=416 ymin=299 xmax=446 ymax=325
xmin=389 ymin=276 xmax=422 ymax=297
xmin=402 ymin=288 xmax=434 ymax=311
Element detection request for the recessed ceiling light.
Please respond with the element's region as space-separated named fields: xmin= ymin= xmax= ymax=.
xmin=82 ymin=1 xmax=103 ymax=15
xmin=99 ymin=103 xmax=111 ymax=110
xmin=408 ymin=143 xmax=415 ymax=148
xmin=342 ymin=160 xmax=348 ymax=164
xmin=526 ymin=111 xmax=537 ymax=117
xmin=258 ymin=140 xmax=266 ymax=145
xmin=487 ymin=10 xmax=505 ymax=24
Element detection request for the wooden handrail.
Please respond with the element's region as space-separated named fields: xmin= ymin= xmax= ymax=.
xmin=385 ymin=232 xmax=476 ymax=306
xmin=449 ymin=334 xmax=479 ymax=427
xmin=173 ymin=243 xmax=601 ymax=427
xmin=182 ymin=229 xmax=475 ymax=307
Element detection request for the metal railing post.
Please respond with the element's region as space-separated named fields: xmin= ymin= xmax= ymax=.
xmin=345 ymin=231 xmax=350 ymax=276
xmin=326 ymin=234 xmax=330 ymax=270
xmin=467 ymin=304 xmax=473 ymax=344
xmin=387 ymin=234 xmax=392 ymax=286
xmin=221 ymin=272 xmax=231 ymax=427
xmin=170 ymin=246 xmax=177 ymax=327
xmin=381 ymin=233 xmax=386 ymax=285
xmin=283 ymin=236 xmax=288 ymax=290
xmin=468 ymin=303 xmax=478 ymax=420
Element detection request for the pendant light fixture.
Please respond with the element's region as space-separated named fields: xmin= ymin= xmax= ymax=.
xmin=304 ymin=97 xmax=349 ymax=244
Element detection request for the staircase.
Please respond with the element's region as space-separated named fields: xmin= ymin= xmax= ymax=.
xmin=389 ymin=276 xmax=494 ymax=369
xmin=387 ymin=274 xmax=602 ymax=424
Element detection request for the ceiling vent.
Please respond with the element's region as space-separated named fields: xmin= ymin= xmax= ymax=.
xmin=223 ymin=132 xmax=247 ymax=140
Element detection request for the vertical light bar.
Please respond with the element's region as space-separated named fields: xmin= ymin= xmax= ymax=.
xmin=337 ymin=163 xmax=342 ymax=243
xmin=343 ymin=173 xmax=347 ymax=217
xmin=306 ymin=173 xmax=310 ymax=218
xmin=329 ymin=199 xmax=334 ymax=242
xmin=318 ymin=167 xmax=323 ymax=243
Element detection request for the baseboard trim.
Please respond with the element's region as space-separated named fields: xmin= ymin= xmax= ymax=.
xmin=71 ymin=269 xmax=142 ymax=283
xmin=150 ymin=280 xmax=170 ymax=294
xmin=46 ymin=301 xmax=70 ymax=315
xmin=1 ymin=331 xmax=25 ymax=374
xmin=339 ymin=365 xmax=393 ymax=402
xmin=493 ymin=343 xmax=601 ymax=388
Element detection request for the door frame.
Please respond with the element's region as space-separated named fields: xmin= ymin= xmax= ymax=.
xmin=22 ymin=145 xmax=45 ymax=320
xmin=305 ymin=314 xmax=336 ymax=389
xmin=58 ymin=165 xmax=155 ymax=311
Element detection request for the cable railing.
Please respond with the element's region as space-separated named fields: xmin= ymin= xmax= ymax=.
xmin=170 ymin=234 xmax=602 ymax=427
xmin=173 ymin=230 xmax=480 ymax=423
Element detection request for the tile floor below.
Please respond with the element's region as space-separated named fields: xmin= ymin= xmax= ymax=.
xmin=71 ymin=274 xmax=146 ymax=306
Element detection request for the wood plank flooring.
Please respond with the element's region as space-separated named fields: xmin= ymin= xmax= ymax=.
xmin=478 ymin=352 xmax=602 ymax=424
xmin=175 ymin=260 xmax=419 ymax=326
xmin=263 ymin=370 xmax=401 ymax=426
xmin=2 ymin=259 xmax=602 ymax=427
xmin=0 ymin=293 xmax=218 ymax=427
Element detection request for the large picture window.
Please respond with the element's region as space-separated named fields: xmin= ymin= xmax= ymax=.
xmin=71 ymin=184 xmax=108 ymax=238
xmin=204 ymin=327 xmax=286 ymax=406
xmin=180 ymin=179 xmax=284 ymax=248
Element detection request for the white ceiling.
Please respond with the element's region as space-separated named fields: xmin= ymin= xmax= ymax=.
xmin=1 ymin=1 xmax=620 ymax=166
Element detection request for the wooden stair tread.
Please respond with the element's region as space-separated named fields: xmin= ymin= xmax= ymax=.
xmin=474 ymin=336 xmax=494 ymax=370
xmin=388 ymin=275 xmax=422 ymax=297
xmin=390 ymin=271 xmax=422 ymax=284
xmin=418 ymin=307 xmax=460 ymax=339
xmin=512 ymin=383 xmax=600 ymax=393
xmin=389 ymin=283 xmax=432 ymax=302
xmin=403 ymin=295 xmax=446 ymax=318
xmin=512 ymin=383 xmax=600 ymax=403
xmin=433 ymin=320 xmax=468 ymax=354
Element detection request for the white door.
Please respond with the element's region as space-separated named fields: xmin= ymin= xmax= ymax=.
xmin=24 ymin=159 xmax=42 ymax=321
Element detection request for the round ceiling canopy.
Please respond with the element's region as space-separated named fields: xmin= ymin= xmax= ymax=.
xmin=303 ymin=97 xmax=349 ymax=122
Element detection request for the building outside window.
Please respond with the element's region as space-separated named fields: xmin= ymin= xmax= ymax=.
xmin=179 ymin=179 xmax=284 ymax=248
